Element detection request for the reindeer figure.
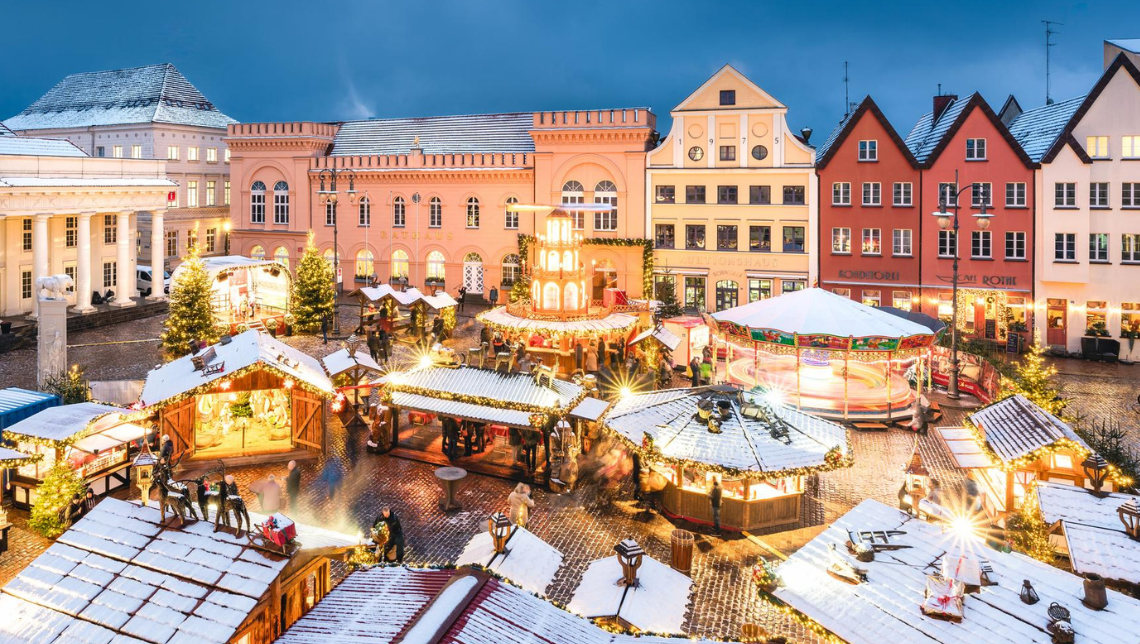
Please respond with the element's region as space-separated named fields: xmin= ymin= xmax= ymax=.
xmin=156 ymin=454 xmax=201 ymax=521
xmin=465 ymin=342 xmax=490 ymax=368
xmin=213 ymin=475 xmax=251 ymax=534
xmin=494 ymin=351 xmax=515 ymax=373
xmin=154 ymin=476 xmax=194 ymax=526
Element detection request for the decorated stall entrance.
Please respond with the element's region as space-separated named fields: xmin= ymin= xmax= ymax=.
xmin=712 ymin=288 xmax=935 ymax=422
xmin=174 ymin=255 xmax=293 ymax=334
xmin=348 ymin=284 xmax=457 ymax=341
xmin=138 ymin=330 xmax=333 ymax=462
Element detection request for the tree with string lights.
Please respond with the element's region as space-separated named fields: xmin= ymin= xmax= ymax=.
xmin=1011 ymin=329 xmax=1065 ymax=417
xmin=28 ymin=462 xmax=87 ymax=538
xmin=161 ymin=243 xmax=219 ymax=359
xmin=292 ymin=231 xmax=335 ymax=333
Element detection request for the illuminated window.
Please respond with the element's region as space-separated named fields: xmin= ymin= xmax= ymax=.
xmin=1052 ymin=453 xmax=1073 ymax=470
xmin=893 ymin=291 xmax=912 ymax=311
xmin=561 ymin=181 xmax=584 ymax=229
xmin=832 ymin=227 xmax=851 ymax=253
xmin=426 ymin=251 xmax=446 ymax=282
xmin=250 ymin=245 xmax=265 ymax=260
xmin=1085 ymin=136 xmax=1109 ymax=158
xmin=274 ymin=246 xmax=290 ymax=270
xmin=861 ymin=290 xmax=881 ymax=307
xmin=391 ymin=249 xmax=409 ymax=279
xmin=861 ymin=228 xmax=881 ymax=255
xmin=355 ymin=250 xmax=374 ymax=279
xmin=465 ymin=197 xmax=480 ymax=228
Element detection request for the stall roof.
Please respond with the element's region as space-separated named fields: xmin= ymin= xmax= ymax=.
xmin=383 ymin=366 xmax=585 ymax=413
xmin=602 ymin=387 xmax=849 ymax=477
xmin=568 ymin=551 xmax=692 ymax=634
xmin=71 ymin=423 xmax=147 ymax=455
xmin=0 ymin=387 xmax=60 ymax=431
xmin=772 ymin=499 xmax=1140 ymax=644
xmin=478 ymin=306 xmax=638 ymax=334
xmin=1036 ymin=481 xmax=1140 ymax=585
xmin=711 ymin=287 xmax=932 ymax=340
xmin=389 ymin=391 xmax=536 ymax=428
xmin=2 ymin=402 xmax=122 ymax=444
xmin=169 ymin=255 xmax=287 ymax=284
xmin=140 ymin=330 xmax=333 ymax=407
xmin=455 ymin=526 xmax=563 ymax=596
xmin=320 ymin=349 xmax=383 ymax=378
xmin=0 ymin=446 xmax=36 ymax=466
xmin=569 ymin=397 xmax=612 ymax=422
xmin=968 ymin=394 xmax=1090 ymax=463
xmin=349 ymin=284 xmax=455 ymax=309
xmin=935 ymin=426 xmax=991 ymax=469
xmin=629 ymin=325 xmax=682 ymax=352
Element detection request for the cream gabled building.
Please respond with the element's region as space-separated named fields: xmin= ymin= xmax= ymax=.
xmin=646 ymin=65 xmax=817 ymax=312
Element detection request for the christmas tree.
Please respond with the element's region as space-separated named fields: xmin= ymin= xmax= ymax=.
xmin=161 ymin=243 xmax=219 ymax=359
xmin=29 ymin=462 xmax=87 ymax=538
xmin=655 ymin=276 xmax=683 ymax=320
xmin=41 ymin=364 xmax=92 ymax=403
xmin=292 ymin=231 xmax=334 ymax=333
xmin=1006 ymin=487 xmax=1055 ymax=563
xmin=1012 ymin=329 xmax=1065 ymax=416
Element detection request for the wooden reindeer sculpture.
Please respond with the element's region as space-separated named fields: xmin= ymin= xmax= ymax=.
xmin=157 ymin=453 xmax=200 ymax=521
xmin=213 ymin=469 xmax=252 ymax=534
xmin=465 ymin=341 xmax=490 ymax=368
xmin=154 ymin=475 xmax=194 ymax=526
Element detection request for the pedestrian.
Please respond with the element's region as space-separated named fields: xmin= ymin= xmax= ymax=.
xmin=709 ymin=477 xmax=723 ymax=533
xmin=319 ymin=457 xmax=344 ymax=502
xmin=522 ymin=428 xmax=539 ymax=476
xmin=700 ymin=358 xmax=713 ymax=386
xmin=431 ymin=316 xmax=444 ymax=344
xmin=480 ymin=324 xmax=492 ymax=347
xmin=508 ymin=426 xmax=523 ymax=469
xmin=457 ymin=285 xmax=467 ymax=313
xmin=690 ymin=357 xmax=701 ymax=387
xmin=381 ymin=328 xmax=392 ymax=363
xmin=586 ymin=340 xmax=599 ymax=373
xmin=83 ymin=488 xmax=97 ymax=514
xmin=373 ymin=506 xmax=406 ymax=562
xmin=508 ymin=483 xmax=535 ymax=528
xmin=367 ymin=331 xmax=380 ymax=362
xmin=489 ymin=286 xmax=499 ymax=308
xmin=159 ymin=433 xmax=174 ymax=461
xmin=631 ymin=451 xmax=642 ymax=502
xmin=286 ymin=460 xmax=302 ymax=510
xmin=928 ymin=478 xmax=943 ymax=506
xmin=321 ymin=312 xmax=329 ymax=344
xmin=399 ymin=274 xmax=409 ymax=292
xmin=251 ymin=474 xmax=282 ymax=513
xmin=345 ymin=423 xmax=360 ymax=466
xmin=462 ymin=421 xmax=474 ymax=457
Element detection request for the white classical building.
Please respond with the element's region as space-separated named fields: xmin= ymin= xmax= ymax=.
xmin=4 ymin=63 xmax=236 ymax=272
xmin=0 ymin=126 xmax=174 ymax=316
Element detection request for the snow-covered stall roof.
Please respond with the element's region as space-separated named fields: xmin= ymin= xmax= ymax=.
xmin=0 ymin=497 xmax=350 ymax=644
xmin=712 ymin=287 xmax=933 ymax=341
xmin=140 ymin=330 xmax=333 ymax=407
xmin=349 ymin=284 xmax=456 ymax=310
xmin=478 ymin=305 xmax=638 ymax=334
xmin=383 ymin=366 xmax=585 ymax=413
xmin=1 ymin=402 xmax=123 ymax=444
xmin=968 ymin=394 xmax=1090 ymax=463
xmin=602 ymin=386 xmax=849 ymax=477
xmin=1036 ymin=481 xmax=1140 ymax=585
xmin=629 ymin=325 xmax=682 ymax=352
xmin=568 ymin=550 xmax=693 ymax=634
xmin=320 ymin=349 xmax=382 ymax=378
xmin=771 ymin=498 xmax=1140 ymax=644
xmin=169 ymin=255 xmax=288 ymax=285
xmin=569 ymin=396 xmax=612 ymax=422
xmin=0 ymin=446 xmax=36 ymax=466
xmin=455 ymin=526 xmax=563 ymax=595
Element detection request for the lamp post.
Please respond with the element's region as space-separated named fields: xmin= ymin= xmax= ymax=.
xmin=318 ymin=168 xmax=358 ymax=337
xmin=412 ymin=193 xmax=421 ymax=289
xmin=223 ymin=220 xmax=231 ymax=255
xmin=931 ymin=171 xmax=992 ymax=399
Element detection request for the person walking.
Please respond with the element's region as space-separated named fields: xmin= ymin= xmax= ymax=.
xmin=508 ymin=483 xmax=535 ymax=528
xmin=367 ymin=331 xmax=380 ymax=362
xmin=574 ymin=340 xmax=585 ymax=373
xmin=709 ymin=477 xmax=723 ymax=533
xmin=631 ymin=452 xmax=642 ymax=502
xmin=586 ymin=340 xmax=599 ymax=373
xmin=457 ymin=285 xmax=467 ymax=313
xmin=399 ymin=274 xmax=409 ymax=292
xmin=373 ymin=507 xmax=406 ymax=562
xmin=319 ymin=457 xmax=344 ymax=502
xmin=689 ymin=357 xmax=701 ymax=387
xmin=522 ymin=428 xmax=539 ymax=476
xmin=320 ymin=313 xmax=329 ymax=344
xmin=286 ymin=460 xmax=302 ymax=510
xmin=489 ymin=286 xmax=499 ymax=308
xmin=159 ymin=433 xmax=174 ymax=461
xmin=251 ymin=474 xmax=282 ymax=513
xmin=380 ymin=328 xmax=392 ymax=364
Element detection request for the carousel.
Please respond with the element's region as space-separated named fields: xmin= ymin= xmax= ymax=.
xmin=173 ymin=255 xmax=293 ymax=334
xmin=712 ymin=288 xmax=936 ymax=422
xmin=476 ymin=205 xmax=647 ymax=375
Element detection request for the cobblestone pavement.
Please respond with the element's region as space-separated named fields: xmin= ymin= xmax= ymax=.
xmin=1048 ymin=357 xmax=1140 ymax=448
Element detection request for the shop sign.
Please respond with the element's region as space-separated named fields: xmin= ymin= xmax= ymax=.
xmin=659 ymin=251 xmax=805 ymax=272
xmin=836 ymin=269 xmax=900 ymax=281
xmin=935 ymin=273 xmax=1017 ymax=287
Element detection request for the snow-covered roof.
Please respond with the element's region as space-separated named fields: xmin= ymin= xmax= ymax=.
xmin=968 ymin=394 xmax=1090 ymax=463
xmin=170 ymin=255 xmax=286 ymax=284
xmin=0 ymin=136 xmax=88 ymax=158
xmin=1036 ymin=482 xmax=1140 ymax=585
xmin=140 ymin=330 xmax=333 ymax=407
xmin=455 ymin=526 xmax=563 ymax=595
xmin=772 ymin=498 xmax=1140 ymax=644
xmin=814 ymin=109 xmax=856 ymax=163
xmin=0 ymin=446 xmax=35 ymax=466
xmin=478 ymin=305 xmax=638 ymax=335
xmin=0 ymin=176 xmax=176 ymax=188
xmin=0 ymin=387 xmax=58 ymax=421
xmin=330 ymin=112 xmax=536 ymax=156
xmin=2 ymin=402 xmax=123 ymax=443
xmin=384 ymin=365 xmax=584 ymax=413
xmin=568 ymin=551 xmax=693 ymax=633
xmin=0 ymin=497 xmax=349 ymax=644
xmin=711 ymin=287 xmax=932 ymax=341
xmin=569 ymin=396 xmax=612 ymax=422
xmin=4 ymin=63 xmax=236 ymax=131
xmin=602 ymin=387 xmax=849 ymax=477
xmin=350 ymin=284 xmax=456 ymax=309
xmin=904 ymin=93 xmax=976 ymax=163
xmin=1006 ymin=95 xmax=1085 ymax=162
xmin=629 ymin=325 xmax=681 ymax=352
xmin=320 ymin=348 xmax=382 ymax=378
xmin=1107 ymin=38 xmax=1140 ymax=54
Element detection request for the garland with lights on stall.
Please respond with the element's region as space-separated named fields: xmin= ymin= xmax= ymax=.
xmin=517 ymin=234 xmax=653 ymax=297
xmin=5 ymin=411 xmax=122 ymax=449
xmin=380 ymin=378 xmax=588 ymax=429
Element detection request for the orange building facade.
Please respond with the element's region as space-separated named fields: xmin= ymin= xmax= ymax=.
xmin=225 ymin=110 xmax=656 ymax=302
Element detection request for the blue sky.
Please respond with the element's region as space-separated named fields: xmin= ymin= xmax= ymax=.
xmin=2 ymin=0 xmax=1137 ymax=139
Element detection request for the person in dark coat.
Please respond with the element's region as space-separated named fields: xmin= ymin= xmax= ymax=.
xmin=462 ymin=421 xmax=474 ymax=457
xmin=709 ymin=478 xmax=723 ymax=533
xmin=159 ymin=433 xmax=174 ymax=461
xmin=631 ymin=452 xmax=642 ymax=502
xmin=379 ymin=328 xmax=392 ymax=363
xmin=367 ymin=331 xmax=380 ymax=361
xmin=319 ymin=457 xmax=344 ymax=501
xmin=489 ymin=286 xmax=499 ymax=308
xmin=321 ymin=313 xmax=330 ymax=344
xmin=522 ymin=428 xmax=539 ymax=476
xmin=457 ymin=286 xmax=467 ymax=313
xmin=480 ymin=325 xmax=492 ymax=347
xmin=574 ymin=341 xmax=585 ymax=372
xmin=690 ymin=357 xmax=701 ymax=387
xmin=374 ymin=507 xmax=406 ymax=562
xmin=431 ymin=316 xmax=444 ymax=344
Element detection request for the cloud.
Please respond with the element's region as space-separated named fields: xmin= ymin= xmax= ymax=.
xmin=338 ymin=58 xmax=375 ymax=120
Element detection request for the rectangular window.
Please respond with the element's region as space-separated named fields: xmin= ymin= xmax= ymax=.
xmin=187 ymin=181 xmax=199 ymax=208
xmin=719 ymin=146 xmax=736 ymax=161
xmin=892 ymin=291 xmax=913 ymax=311
xmin=832 ymin=288 xmax=851 ymax=299
xmin=1123 ymin=136 xmax=1140 ymax=158
xmin=167 ymin=145 xmax=179 ymax=160
xmin=938 ymin=183 xmax=957 ymax=206
xmin=893 ymin=182 xmax=912 ymax=206
xmin=434 ymin=199 xmax=446 ymax=228
xmin=103 ymin=261 xmax=117 ymax=288
xmin=1089 ymin=233 xmax=1110 ymax=262
xmin=112 ymin=145 xmax=123 ymax=158
xmin=749 ymin=225 xmax=771 ymax=252
xmin=1123 ymin=183 xmax=1140 ymax=208
xmin=22 ymin=218 xmax=32 ymax=252
xmin=717 ymin=185 xmax=738 ymax=204
xmin=861 ymin=289 xmax=881 ymax=307
xmin=782 ymin=226 xmax=805 ymax=252
xmin=187 ymin=229 xmax=197 ymax=251
xmin=21 ymin=270 xmax=32 ymax=300
xmin=685 ymin=185 xmax=706 ymax=204
xmin=655 ymin=224 xmax=675 ymax=249
xmin=971 ymin=230 xmax=992 ymax=258
xmin=966 ymin=138 xmax=986 ymax=160
xmin=893 ymin=229 xmax=912 ymax=256
xmin=971 ymin=182 xmax=992 ymax=208
xmin=862 ymin=182 xmax=881 ymax=206
xmin=749 ymin=185 xmax=771 ymax=204
xmin=1055 ymin=233 xmax=1076 ymax=261
xmin=1005 ymin=231 xmax=1026 ymax=259
xmin=1006 ymin=182 xmax=1026 ymax=207
xmin=716 ymin=225 xmax=738 ymax=250
xmin=782 ymin=280 xmax=805 ymax=294
xmin=251 ymin=191 xmax=264 ymax=223
xmin=95 ymin=146 xmax=105 ymax=157
xmin=1086 ymin=135 xmax=1109 ymax=158
xmin=104 ymin=214 xmax=116 ymax=244
xmin=168 ymin=189 xmax=178 ymax=208
xmin=655 ymin=185 xmax=675 ymax=204
xmin=832 ymin=227 xmax=851 ymax=254
xmin=224 ymin=148 xmax=231 ymax=163
xmin=685 ymin=224 xmax=706 ymax=249
xmin=562 ymin=194 xmax=583 ymax=229
xmin=938 ymin=230 xmax=957 ymax=258
xmin=719 ymin=90 xmax=735 ymax=106
xmin=274 ymin=190 xmax=289 ymax=224
xmin=65 ymin=216 xmax=77 ymax=248
xmin=188 ymin=146 xmax=199 ymax=161
xmin=832 ymin=182 xmax=851 ymax=206
xmin=64 ymin=264 xmax=77 ymax=290
xmin=1055 ymin=182 xmax=1076 ymax=207
xmin=359 ymin=199 xmax=371 ymax=227
xmin=748 ymin=279 xmax=772 ymax=302
xmin=206 ymin=228 xmax=216 ymax=253
xmin=166 ymin=230 xmax=178 ymax=257
xmin=861 ymin=228 xmax=881 ymax=255
xmin=224 ymin=181 xmax=231 ymax=206
xmin=206 ymin=148 xmax=217 ymax=163
xmin=858 ymin=140 xmax=878 ymax=161
xmin=782 ymin=186 xmax=805 ymax=205
xmin=1090 ymin=182 xmax=1109 ymax=208
xmin=653 ymin=275 xmax=675 ymax=301
xmin=1123 ymin=234 xmax=1140 ymax=262
xmin=131 ymin=144 xmax=142 ymax=159
xmin=684 ymin=276 xmax=706 ymax=311
xmin=593 ymin=195 xmax=617 ymax=230
xmin=325 ymin=202 xmax=336 ymax=226
xmin=1125 ymin=302 xmax=1140 ymax=337
xmin=206 ymin=181 xmax=216 ymax=207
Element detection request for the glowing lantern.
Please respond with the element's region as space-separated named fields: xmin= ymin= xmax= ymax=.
xmin=489 ymin=512 xmax=513 ymax=553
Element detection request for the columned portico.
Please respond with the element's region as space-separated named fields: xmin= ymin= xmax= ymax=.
xmin=30 ymin=213 xmax=51 ymax=318
xmin=147 ymin=209 xmax=166 ymax=301
xmin=110 ymin=210 xmax=136 ymax=308
xmin=74 ymin=211 xmax=96 ymax=313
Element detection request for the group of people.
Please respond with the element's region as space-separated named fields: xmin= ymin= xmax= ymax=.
xmin=366 ymin=327 xmax=393 ymax=364
xmin=230 ymin=294 xmax=259 ymax=323
xmin=441 ymin=417 xmax=487 ymax=461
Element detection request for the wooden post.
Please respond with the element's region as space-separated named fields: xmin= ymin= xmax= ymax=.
xmin=391 ymin=405 xmax=401 ymax=449
xmin=843 ymin=348 xmax=849 ymax=421
xmin=795 ymin=345 xmax=802 ymax=410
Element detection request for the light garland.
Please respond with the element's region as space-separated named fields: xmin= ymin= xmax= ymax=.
xmin=963 ymin=417 xmax=1131 ymax=486
xmin=0 ymin=452 xmax=44 ymax=468
xmin=517 ymin=234 xmax=653 ymax=296
xmin=383 ymin=378 xmax=588 ymax=421
xmin=5 ymin=411 xmax=122 ymax=448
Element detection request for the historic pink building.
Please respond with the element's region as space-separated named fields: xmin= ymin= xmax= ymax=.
xmin=225 ymin=109 xmax=656 ymax=301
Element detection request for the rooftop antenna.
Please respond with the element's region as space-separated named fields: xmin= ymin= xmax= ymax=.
xmin=843 ymin=61 xmax=850 ymax=117
xmin=1043 ymin=20 xmax=1062 ymax=105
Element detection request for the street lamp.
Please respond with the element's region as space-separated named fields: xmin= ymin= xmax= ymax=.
xmin=931 ymin=171 xmax=991 ymax=399
xmin=223 ymin=220 xmax=231 ymax=255
xmin=318 ymin=168 xmax=358 ymax=337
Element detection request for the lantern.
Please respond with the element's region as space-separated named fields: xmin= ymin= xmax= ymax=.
xmin=1020 ymin=579 xmax=1039 ymax=605
xmin=904 ymin=450 xmax=930 ymax=501
xmin=614 ymin=538 xmax=645 ymax=588
xmin=1120 ymin=499 xmax=1140 ymax=540
xmin=1082 ymin=454 xmax=1109 ymax=497
xmin=132 ymin=444 xmax=158 ymax=507
xmin=489 ymin=512 xmax=513 ymax=554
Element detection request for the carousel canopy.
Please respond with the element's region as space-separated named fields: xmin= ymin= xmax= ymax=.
xmin=969 ymin=394 xmax=1090 ymax=463
xmin=349 ymin=284 xmax=456 ymax=310
xmin=602 ymin=386 xmax=849 ymax=478
xmin=478 ymin=305 xmax=636 ymax=335
xmin=455 ymin=526 xmax=563 ymax=596
xmin=140 ymin=330 xmax=333 ymax=407
xmin=171 ymin=255 xmax=287 ymax=283
xmin=1 ymin=402 xmax=122 ymax=444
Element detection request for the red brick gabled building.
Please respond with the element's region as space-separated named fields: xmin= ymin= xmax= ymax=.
xmin=816 ymin=96 xmax=922 ymax=310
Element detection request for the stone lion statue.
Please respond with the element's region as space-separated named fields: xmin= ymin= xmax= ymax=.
xmin=36 ymin=274 xmax=74 ymax=300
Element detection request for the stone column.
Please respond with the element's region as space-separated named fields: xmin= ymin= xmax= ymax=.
xmin=37 ymin=297 xmax=68 ymax=387
xmin=30 ymin=213 xmax=51 ymax=318
xmin=147 ymin=209 xmax=166 ymax=301
xmin=74 ymin=212 xmax=96 ymax=313
xmin=111 ymin=210 xmax=136 ymax=307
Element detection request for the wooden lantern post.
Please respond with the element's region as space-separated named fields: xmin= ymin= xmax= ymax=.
xmin=615 ymin=538 xmax=645 ymax=588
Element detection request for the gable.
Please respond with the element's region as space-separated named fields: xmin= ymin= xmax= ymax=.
xmin=920 ymin=96 xmax=1035 ymax=168
xmin=816 ymin=97 xmax=917 ymax=170
xmin=673 ymin=64 xmax=785 ymax=112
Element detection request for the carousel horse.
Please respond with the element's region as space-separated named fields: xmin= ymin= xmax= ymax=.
xmin=155 ymin=475 xmax=195 ymax=525
xmin=465 ymin=342 xmax=490 ymax=368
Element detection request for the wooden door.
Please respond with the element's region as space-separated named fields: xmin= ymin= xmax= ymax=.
xmin=160 ymin=397 xmax=196 ymax=458
xmin=291 ymin=390 xmax=325 ymax=452
xmin=1047 ymin=299 xmax=1067 ymax=347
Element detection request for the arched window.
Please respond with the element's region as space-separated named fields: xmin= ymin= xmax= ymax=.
xmin=715 ymin=280 xmax=739 ymax=311
xmin=250 ymin=181 xmax=266 ymax=224
xmin=561 ymin=180 xmax=585 ymax=230
xmin=466 ymin=197 xmax=480 ymax=228
xmin=501 ymin=254 xmax=520 ymax=286
xmin=564 ymin=282 xmax=578 ymax=310
xmin=250 ymin=245 xmax=265 ymax=261
xmin=429 ymin=197 xmax=442 ymax=228
xmin=358 ymin=197 xmax=370 ymax=227
xmin=273 ymin=246 xmax=290 ymax=270
xmin=594 ymin=180 xmax=618 ymax=231
xmin=464 ymin=252 xmax=482 ymax=263
xmin=323 ymin=248 xmax=338 ymax=269
xmin=355 ymin=250 xmax=374 ymax=280
xmin=426 ymin=251 xmax=446 ymax=282
xmin=272 ymin=181 xmax=289 ymax=224
xmin=504 ymin=196 xmax=519 ymax=229
xmin=547 ymin=250 xmax=559 ymax=272
xmin=391 ymin=249 xmax=409 ymax=279
xmin=543 ymin=282 xmax=561 ymax=311
xmin=393 ymin=196 xmax=406 ymax=227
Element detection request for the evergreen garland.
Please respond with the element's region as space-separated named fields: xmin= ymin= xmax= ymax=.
xmin=292 ymin=231 xmax=335 ymax=333
xmin=516 ymin=234 xmax=653 ymax=295
xmin=161 ymin=243 xmax=220 ymax=360
xmin=29 ymin=462 xmax=87 ymax=538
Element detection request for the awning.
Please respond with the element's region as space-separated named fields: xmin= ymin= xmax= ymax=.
xmin=568 ymin=397 xmax=611 ymax=422
xmin=629 ymin=326 xmax=682 ymax=352
xmin=389 ymin=392 xmax=535 ymax=428
xmin=936 ymin=426 xmax=990 ymax=469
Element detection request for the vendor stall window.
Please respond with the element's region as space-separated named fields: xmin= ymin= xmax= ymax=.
xmin=391 ymin=250 xmax=409 ymax=279
xmin=892 ymin=291 xmax=912 ymax=311
xmin=426 ymin=251 xmax=446 ymax=283
xmin=748 ymin=279 xmax=772 ymax=302
xmin=1122 ymin=303 xmax=1140 ymax=338
xmin=274 ymin=247 xmax=290 ymax=270
xmin=861 ymin=290 xmax=881 ymax=307
xmin=1086 ymin=301 xmax=1107 ymax=335
xmin=194 ymin=389 xmax=293 ymax=457
xmin=355 ymin=250 xmax=375 ymax=281
xmin=684 ymin=276 xmax=706 ymax=311
xmin=715 ymin=280 xmax=739 ymax=311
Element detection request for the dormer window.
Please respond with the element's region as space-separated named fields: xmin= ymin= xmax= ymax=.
xmin=858 ymin=140 xmax=878 ymax=161
xmin=719 ymin=90 xmax=736 ymax=106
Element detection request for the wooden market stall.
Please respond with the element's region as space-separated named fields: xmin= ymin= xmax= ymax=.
xmin=321 ymin=342 xmax=384 ymax=424
xmin=348 ymin=284 xmax=457 ymax=338
xmin=601 ymin=385 xmax=851 ymax=531
xmin=175 ymin=255 xmax=294 ymax=335
xmin=138 ymin=330 xmax=334 ymax=464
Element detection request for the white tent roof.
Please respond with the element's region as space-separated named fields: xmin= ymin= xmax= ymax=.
xmin=711 ymin=288 xmax=932 ymax=339
xmin=478 ymin=306 xmax=637 ymax=334
xmin=170 ymin=255 xmax=286 ymax=284
xmin=320 ymin=349 xmax=382 ymax=378
xmin=350 ymin=285 xmax=455 ymax=310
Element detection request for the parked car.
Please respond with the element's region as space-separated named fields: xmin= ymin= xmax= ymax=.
xmin=136 ymin=265 xmax=170 ymax=296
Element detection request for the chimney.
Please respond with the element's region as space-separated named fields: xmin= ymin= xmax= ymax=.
xmin=614 ymin=539 xmax=645 ymax=588
xmin=800 ymin=127 xmax=813 ymax=144
xmin=933 ymin=94 xmax=958 ymax=122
